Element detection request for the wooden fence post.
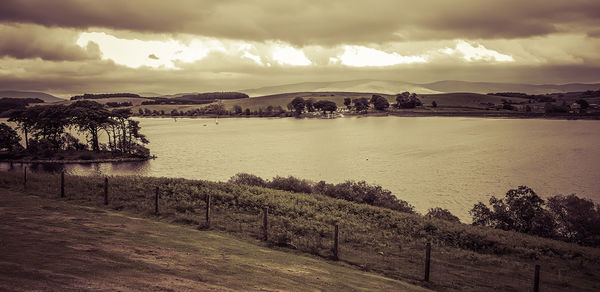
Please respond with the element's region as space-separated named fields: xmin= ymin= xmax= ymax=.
xmin=533 ymin=264 xmax=540 ymax=292
xmin=263 ymin=207 xmax=269 ymax=241
xmin=333 ymin=223 xmax=339 ymax=260
xmin=103 ymin=177 xmax=108 ymax=205
xmin=154 ymin=186 xmax=159 ymax=215
xmin=23 ymin=167 xmax=27 ymax=189
xmin=205 ymin=194 xmax=211 ymax=229
xmin=424 ymin=241 xmax=431 ymax=282
xmin=60 ymin=171 xmax=65 ymax=198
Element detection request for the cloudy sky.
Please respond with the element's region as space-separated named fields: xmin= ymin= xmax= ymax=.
xmin=1 ymin=0 xmax=599 ymax=96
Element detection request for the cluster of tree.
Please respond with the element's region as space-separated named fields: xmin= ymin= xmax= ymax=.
xmin=229 ymin=173 xmax=415 ymax=213
xmin=231 ymin=105 xmax=287 ymax=117
xmin=106 ymin=101 xmax=133 ymax=108
xmin=352 ymin=97 xmax=370 ymax=113
xmin=370 ymin=95 xmax=390 ymax=111
xmin=470 ymin=186 xmax=600 ymax=246
xmin=544 ymin=102 xmax=570 ymax=114
xmin=582 ymin=89 xmax=600 ymax=97
xmin=395 ymin=92 xmax=423 ymax=108
xmin=575 ymin=99 xmax=590 ymax=109
xmin=0 ymin=98 xmax=44 ymax=116
xmin=287 ymin=97 xmax=338 ymax=117
xmin=70 ymin=93 xmax=141 ymax=100
xmin=7 ymin=101 xmax=150 ymax=157
xmin=136 ymin=105 xmax=292 ymax=117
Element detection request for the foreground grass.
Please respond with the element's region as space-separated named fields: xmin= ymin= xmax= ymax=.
xmin=1 ymin=170 xmax=599 ymax=291
xmin=0 ymin=188 xmax=425 ymax=291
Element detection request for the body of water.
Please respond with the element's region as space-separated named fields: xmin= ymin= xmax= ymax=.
xmin=3 ymin=116 xmax=599 ymax=221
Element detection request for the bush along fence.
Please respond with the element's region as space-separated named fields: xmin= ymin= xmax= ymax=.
xmin=4 ymin=169 xmax=600 ymax=291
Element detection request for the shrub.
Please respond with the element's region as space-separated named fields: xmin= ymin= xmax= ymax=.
xmin=269 ymin=176 xmax=313 ymax=194
xmin=229 ymin=173 xmax=267 ymax=187
xmin=426 ymin=207 xmax=461 ymax=223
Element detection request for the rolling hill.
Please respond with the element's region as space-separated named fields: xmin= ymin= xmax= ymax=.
xmin=241 ymin=80 xmax=441 ymax=97
xmin=240 ymin=79 xmax=600 ymax=97
xmin=420 ymin=81 xmax=600 ymax=95
xmin=0 ymin=90 xmax=63 ymax=102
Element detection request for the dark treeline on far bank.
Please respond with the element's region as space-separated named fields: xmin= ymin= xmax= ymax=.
xmin=229 ymin=173 xmax=600 ymax=247
xmin=0 ymin=100 xmax=151 ymax=160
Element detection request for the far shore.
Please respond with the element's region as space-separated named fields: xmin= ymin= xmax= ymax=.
xmin=135 ymin=110 xmax=600 ymax=120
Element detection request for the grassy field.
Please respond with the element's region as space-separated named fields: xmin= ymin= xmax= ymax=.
xmin=40 ymin=91 xmax=599 ymax=118
xmin=1 ymin=170 xmax=599 ymax=291
xmin=0 ymin=189 xmax=424 ymax=291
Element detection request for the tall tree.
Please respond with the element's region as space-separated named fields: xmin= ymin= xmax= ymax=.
xmin=69 ymin=100 xmax=111 ymax=152
xmin=0 ymin=123 xmax=21 ymax=151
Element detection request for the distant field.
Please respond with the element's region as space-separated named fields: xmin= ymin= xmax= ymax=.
xmin=33 ymin=90 xmax=599 ymax=117
xmin=419 ymin=92 xmax=533 ymax=109
xmin=53 ymin=97 xmax=155 ymax=107
xmin=220 ymin=91 xmax=535 ymax=112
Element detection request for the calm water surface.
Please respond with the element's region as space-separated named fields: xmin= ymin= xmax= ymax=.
xmin=3 ymin=116 xmax=599 ymax=221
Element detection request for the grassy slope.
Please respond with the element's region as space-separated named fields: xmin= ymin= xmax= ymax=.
xmin=0 ymin=188 xmax=426 ymax=291
xmin=1 ymin=171 xmax=599 ymax=291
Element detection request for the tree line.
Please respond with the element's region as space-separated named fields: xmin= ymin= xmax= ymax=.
xmin=286 ymin=92 xmax=425 ymax=117
xmin=471 ymin=186 xmax=600 ymax=247
xmin=3 ymin=100 xmax=150 ymax=157
xmin=70 ymin=93 xmax=142 ymax=100
xmin=0 ymin=98 xmax=44 ymax=117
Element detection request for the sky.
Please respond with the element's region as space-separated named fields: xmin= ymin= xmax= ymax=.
xmin=0 ymin=0 xmax=599 ymax=96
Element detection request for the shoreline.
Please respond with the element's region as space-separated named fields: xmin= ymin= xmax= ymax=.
xmin=0 ymin=156 xmax=153 ymax=164
xmin=134 ymin=111 xmax=600 ymax=120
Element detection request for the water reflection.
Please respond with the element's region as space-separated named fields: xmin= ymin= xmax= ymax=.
xmin=0 ymin=160 xmax=150 ymax=176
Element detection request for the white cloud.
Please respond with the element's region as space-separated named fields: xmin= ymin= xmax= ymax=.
xmin=77 ymin=32 xmax=227 ymax=69
xmin=442 ymin=40 xmax=514 ymax=62
xmin=242 ymin=51 xmax=263 ymax=65
xmin=271 ymin=45 xmax=312 ymax=66
xmin=331 ymin=45 xmax=427 ymax=67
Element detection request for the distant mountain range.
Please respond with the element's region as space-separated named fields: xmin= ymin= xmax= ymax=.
xmin=0 ymin=90 xmax=63 ymax=102
xmin=240 ymin=79 xmax=600 ymax=97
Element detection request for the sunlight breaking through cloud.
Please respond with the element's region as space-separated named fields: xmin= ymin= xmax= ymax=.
xmin=330 ymin=45 xmax=428 ymax=67
xmin=271 ymin=45 xmax=312 ymax=66
xmin=442 ymin=40 xmax=514 ymax=62
xmin=77 ymin=32 xmax=226 ymax=69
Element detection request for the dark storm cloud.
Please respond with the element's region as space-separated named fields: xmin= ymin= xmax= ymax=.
xmin=1 ymin=0 xmax=599 ymax=45
xmin=0 ymin=24 xmax=100 ymax=61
